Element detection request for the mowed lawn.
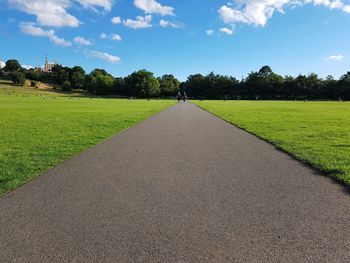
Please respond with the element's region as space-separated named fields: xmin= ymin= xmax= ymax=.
xmin=195 ymin=100 xmax=350 ymax=186
xmin=0 ymin=86 xmax=174 ymax=196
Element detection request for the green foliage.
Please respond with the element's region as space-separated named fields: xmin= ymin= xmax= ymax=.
xmin=182 ymin=66 xmax=350 ymax=100
xmin=11 ymin=72 xmax=25 ymax=85
xmin=52 ymin=64 xmax=70 ymax=85
xmin=114 ymin=77 xmax=128 ymax=95
xmin=70 ymin=66 xmax=86 ymax=89
xmin=25 ymin=70 xmax=54 ymax=84
xmin=183 ymin=72 xmax=239 ymax=99
xmin=125 ymin=70 xmax=160 ymax=97
xmin=159 ymin=74 xmax=180 ymax=96
xmin=61 ymin=80 xmax=71 ymax=91
xmin=337 ymin=72 xmax=350 ymax=100
xmin=85 ymin=69 xmax=115 ymax=95
xmin=4 ymin=59 xmax=21 ymax=72
xmin=4 ymin=58 xmax=350 ymax=99
xmin=195 ymin=100 xmax=350 ymax=186
xmin=0 ymin=90 xmax=175 ymax=196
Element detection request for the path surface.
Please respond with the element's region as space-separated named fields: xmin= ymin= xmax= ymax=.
xmin=1 ymin=102 xmax=350 ymax=262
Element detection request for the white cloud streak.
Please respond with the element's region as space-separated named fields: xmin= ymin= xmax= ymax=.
xmin=111 ymin=34 xmax=122 ymax=41
xmin=22 ymin=64 xmax=34 ymax=69
xmin=0 ymin=61 xmax=6 ymax=69
xmin=123 ymin=15 xmax=152 ymax=29
xmin=219 ymin=0 xmax=350 ymax=27
xmin=324 ymin=55 xmax=344 ymax=61
xmin=75 ymin=0 xmax=113 ymax=11
xmin=9 ymin=0 xmax=80 ymax=27
xmin=134 ymin=0 xmax=174 ymax=16
xmin=85 ymin=50 xmax=120 ymax=64
xmin=19 ymin=22 xmax=72 ymax=46
xmin=111 ymin=16 xmax=121 ymax=24
xmin=206 ymin=29 xmax=215 ymax=36
xmin=8 ymin=0 xmax=114 ymax=28
xmin=159 ymin=19 xmax=183 ymax=28
xmin=220 ymin=27 xmax=234 ymax=35
xmin=100 ymin=33 xmax=122 ymax=41
xmin=74 ymin=36 xmax=92 ymax=45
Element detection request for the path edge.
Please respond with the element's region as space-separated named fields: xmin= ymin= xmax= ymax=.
xmin=192 ymin=102 xmax=350 ymax=193
xmin=0 ymin=101 xmax=177 ymax=199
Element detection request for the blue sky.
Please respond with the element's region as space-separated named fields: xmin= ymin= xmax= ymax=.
xmin=0 ymin=0 xmax=350 ymax=80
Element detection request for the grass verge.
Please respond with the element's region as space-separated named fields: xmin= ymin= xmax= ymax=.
xmin=194 ymin=100 xmax=350 ymax=186
xmin=0 ymin=83 xmax=175 ymax=196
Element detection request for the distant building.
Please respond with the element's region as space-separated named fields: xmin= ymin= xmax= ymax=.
xmin=0 ymin=60 xmax=5 ymax=69
xmin=35 ymin=56 xmax=57 ymax=72
xmin=43 ymin=56 xmax=57 ymax=72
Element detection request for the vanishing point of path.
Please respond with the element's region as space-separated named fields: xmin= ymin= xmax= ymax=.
xmin=1 ymin=103 xmax=350 ymax=262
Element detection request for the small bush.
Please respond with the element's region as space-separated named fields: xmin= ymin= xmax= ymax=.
xmin=11 ymin=72 xmax=26 ymax=86
xmin=31 ymin=80 xmax=38 ymax=88
xmin=61 ymin=81 xmax=71 ymax=91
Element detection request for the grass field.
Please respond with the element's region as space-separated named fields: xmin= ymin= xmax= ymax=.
xmin=195 ymin=100 xmax=350 ymax=186
xmin=0 ymin=82 xmax=175 ymax=196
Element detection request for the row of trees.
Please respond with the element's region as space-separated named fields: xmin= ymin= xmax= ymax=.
xmin=182 ymin=66 xmax=350 ymax=100
xmin=0 ymin=60 xmax=180 ymax=96
xmin=1 ymin=59 xmax=350 ymax=100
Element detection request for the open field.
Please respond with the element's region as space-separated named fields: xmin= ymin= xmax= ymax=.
xmin=195 ymin=100 xmax=350 ymax=186
xmin=0 ymin=83 xmax=175 ymax=196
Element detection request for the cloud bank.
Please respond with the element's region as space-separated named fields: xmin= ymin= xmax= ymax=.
xmin=219 ymin=0 xmax=350 ymax=27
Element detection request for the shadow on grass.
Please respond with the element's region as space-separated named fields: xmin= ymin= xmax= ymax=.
xmin=0 ymin=80 xmax=21 ymax=87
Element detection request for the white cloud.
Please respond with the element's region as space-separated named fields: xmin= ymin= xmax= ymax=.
xmin=159 ymin=19 xmax=183 ymax=28
xmin=85 ymin=50 xmax=120 ymax=64
xmin=75 ymin=0 xmax=113 ymax=11
xmin=19 ymin=22 xmax=72 ymax=46
xmin=0 ymin=61 xmax=6 ymax=69
xmin=123 ymin=15 xmax=152 ymax=29
xmin=324 ymin=55 xmax=344 ymax=61
xmin=8 ymin=0 xmax=114 ymax=28
xmin=134 ymin=0 xmax=174 ymax=16
xmin=111 ymin=34 xmax=122 ymax=41
xmin=74 ymin=36 xmax=92 ymax=45
xmin=206 ymin=29 xmax=215 ymax=36
xmin=100 ymin=33 xmax=122 ymax=41
xmin=22 ymin=64 xmax=34 ymax=69
xmin=219 ymin=0 xmax=350 ymax=27
xmin=100 ymin=32 xmax=107 ymax=39
xmin=50 ymin=34 xmax=72 ymax=46
xmin=220 ymin=27 xmax=234 ymax=35
xmin=9 ymin=0 xmax=80 ymax=27
xmin=111 ymin=16 xmax=121 ymax=24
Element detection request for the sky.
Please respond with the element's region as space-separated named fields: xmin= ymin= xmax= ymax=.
xmin=0 ymin=0 xmax=350 ymax=80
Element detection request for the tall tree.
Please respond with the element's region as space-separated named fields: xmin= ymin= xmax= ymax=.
xmin=51 ymin=64 xmax=70 ymax=85
xmin=85 ymin=69 xmax=115 ymax=95
xmin=125 ymin=70 xmax=160 ymax=97
xmin=4 ymin=59 xmax=21 ymax=72
xmin=70 ymin=66 xmax=86 ymax=89
xmin=159 ymin=74 xmax=180 ymax=96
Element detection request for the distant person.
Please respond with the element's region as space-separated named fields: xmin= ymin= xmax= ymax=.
xmin=183 ymin=92 xmax=188 ymax=102
xmin=176 ymin=91 xmax=182 ymax=102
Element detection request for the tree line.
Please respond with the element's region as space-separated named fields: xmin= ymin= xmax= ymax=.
xmin=1 ymin=59 xmax=349 ymax=100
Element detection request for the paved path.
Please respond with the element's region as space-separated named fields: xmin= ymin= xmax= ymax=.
xmin=1 ymin=102 xmax=350 ymax=262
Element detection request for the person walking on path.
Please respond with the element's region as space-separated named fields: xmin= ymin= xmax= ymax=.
xmin=183 ymin=92 xmax=188 ymax=102
xmin=176 ymin=91 xmax=182 ymax=102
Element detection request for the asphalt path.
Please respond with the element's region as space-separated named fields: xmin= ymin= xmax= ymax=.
xmin=1 ymin=102 xmax=349 ymax=262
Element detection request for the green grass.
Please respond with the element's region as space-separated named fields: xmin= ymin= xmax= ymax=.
xmin=0 ymin=82 xmax=175 ymax=196
xmin=195 ymin=100 xmax=350 ymax=186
